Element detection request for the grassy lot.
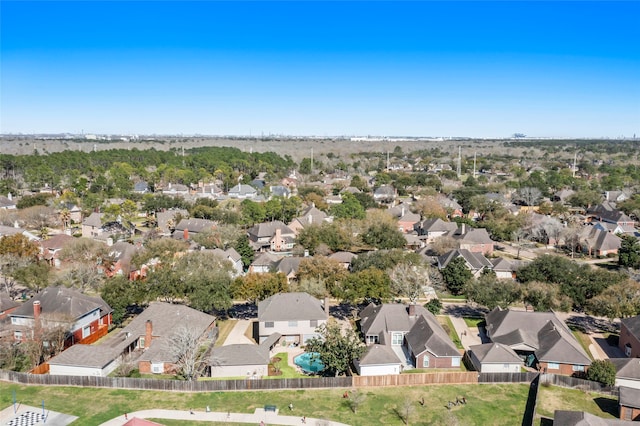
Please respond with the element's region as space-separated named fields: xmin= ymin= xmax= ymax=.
xmin=215 ymin=320 xmax=237 ymax=347
xmin=535 ymin=384 xmax=618 ymax=421
xmin=463 ymin=318 xmax=485 ymax=328
xmin=265 ymin=352 xmax=306 ymax=379
xmin=438 ymin=316 xmax=463 ymax=350
xmin=1 ymin=382 xmax=532 ymax=425
xmin=570 ymin=329 xmax=595 ymax=361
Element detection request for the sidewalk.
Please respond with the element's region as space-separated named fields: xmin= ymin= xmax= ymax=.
xmin=448 ymin=315 xmax=483 ymax=349
xmin=223 ymin=319 xmax=256 ymax=345
xmin=99 ymin=408 xmax=350 ymax=426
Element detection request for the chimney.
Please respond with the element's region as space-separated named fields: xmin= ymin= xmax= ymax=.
xmin=183 ymin=228 xmax=189 ymax=240
xmin=33 ymin=300 xmax=41 ymax=320
xmin=408 ymin=303 xmax=416 ymax=317
xmin=145 ymin=320 xmax=153 ymax=348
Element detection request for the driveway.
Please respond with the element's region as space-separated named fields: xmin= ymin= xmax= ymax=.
xmin=223 ymin=319 xmax=256 ymax=345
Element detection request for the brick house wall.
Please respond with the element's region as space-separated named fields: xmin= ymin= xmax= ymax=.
xmin=538 ymin=361 xmax=587 ymax=376
xmin=413 ymin=351 xmax=460 ymax=369
xmin=620 ymin=405 xmax=640 ymax=421
xmin=619 ymin=321 xmax=640 ymax=358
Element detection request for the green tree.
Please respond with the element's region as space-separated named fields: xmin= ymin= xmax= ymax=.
xmin=441 ymin=257 xmax=472 ymax=296
xmin=330 ymin=193 xmax=365 ymax=220
xmin=424 ymin=298 xmax=442 ymax=315
xmin=464 ymin=272 xmax=523 ymax=310
xmin=362 ymin=222 xmax=406 ymax=250
xmin=233 ymin=235 xmax=254 ymax=270
xmin=232 ymin=272 xmax=288 ymax=304
xmin=619 ymin=234 xmax=640 ymax=269
xmin=587 ymin=280 xmax=640 ymax=321
xmin=586 ymin=360 xmax=616 ymax=386
xmin=337 ymin=268 xmax=391 ymax=303
xmin=523 ymin=281 xmax=572 ymax=312
xmin=305 ymin=322 xmax=365 ymax=376
xmin=100 ymin=275 xmax=145 ymax=326
xmin=12 ymin=261 xmax=51 ymax=293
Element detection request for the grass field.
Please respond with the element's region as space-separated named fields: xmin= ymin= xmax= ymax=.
xmin=535 ymin=384 xmax=618 ymax=420
xmin=1 ymin=382 xmax=532 ymax=425
xmin=463 ymin=318 xmax=485 ymax=328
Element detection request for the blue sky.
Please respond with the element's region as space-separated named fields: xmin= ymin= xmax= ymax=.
xmin=1 ymin=1 xmax=639 ymax=138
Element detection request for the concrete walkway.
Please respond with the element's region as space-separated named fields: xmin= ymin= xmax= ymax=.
xmin=99 ymin=408 xmax=350 ymax=425
xmin=448 ymin=314 xmax=483 ymax=349
xmin=224 ymin=319 xmax=256 ymax=346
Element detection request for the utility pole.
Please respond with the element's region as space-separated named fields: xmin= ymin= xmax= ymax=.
xmin=473 ymin=152 xmax=477 ymax=179
xmin=456 ymin=146 xmax=462 ymax=178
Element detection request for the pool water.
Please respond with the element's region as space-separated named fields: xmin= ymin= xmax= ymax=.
xmin=294 ymin=352 xmax=325 ymax=373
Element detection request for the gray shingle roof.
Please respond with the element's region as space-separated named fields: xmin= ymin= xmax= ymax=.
xmin=358 ymin=344 xmax=402 ymax=366
xmin=619 ymin=386 xmax=640 ymax=409
xmin=83 ymin=212 xmax=103 ymax=227
xmin=469 ymin=343 xmax=522 ymax=364
xmin=258 ymin=292 xmax=327 ymax=322
xmin=621 ymin=316 xmax=640 ymax=339
xmin=174 ymin=218 xmax=217 ymax=234
xmin=611 ymin=358 xmax=640 ymax=380
xmin=209 ymin=344 xmax=270 ymax=366
xmin=248 ymin=221 xmax=295 ymax=240
xmin=48 ymin=344 xmax=118 ymax=368
xmin=359 ymin=303 xmax=430 ymax=344
xmin=552 ymin=410 xmax=629 ymax=426
xmin=437 ymin=249 xmax=493 ymax=271
xmin=405 ymin=313 xmax=460 ymax=358
xmin=11 ymin=287 xmax=111 ymax=320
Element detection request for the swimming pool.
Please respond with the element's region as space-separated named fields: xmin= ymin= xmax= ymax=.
xmin=294 ymin=352 xmax=325 ymax=373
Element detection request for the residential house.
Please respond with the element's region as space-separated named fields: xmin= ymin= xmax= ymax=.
xmin=373 ymin=185 xmax=396 ymax=204
xmin=269 ymin=185 xmax=291 ymax=198
xmin=620 ymin=315 xmax=640 ymax=358
xmin=619 ymin=386 xmax=640 ymax=421
xmin=485 ymin=307 xmax=591 ymax=375
xmin=155 ymin=209 xmax=188 ymax=236
xmin=161 ymin=183 xmax=189 ymax=197
xmin=257 ymin=292 xmax=328 ymax=345
xmin=39 ymin=234 xmax=75 ymax=268
xmin=552 ymin=189 xmax=575 ymax=204
xmin=413 ymin=218 xmax=458 ymax=243
xmin=288 ymin=204 xmax=330 ymax=235
xmin=247 ymin=221 xmax=296 ymax=252
xmin=604 ymin=190 xmax=631 ymax=204
xmin=0 ymin=291 xmax=19 ymax=320
xmin=360 ymin=303 xmax=426 ymax=347
xmin=328 ymin=251 xmax=357 ymax=269
xmin=9 ymin=286 xmax=112 ymax=346
xmin=106 ymin=241 xmax=140 ymax=277
xmin=0 ymin=193 xmax=17 ymax=210
xmin=81 ymin=213 xmax=132 ymax=243
xmin=611 ymin=358 xmax=640 ymax=390
xmin=209 ymin=247 xmax=244 ymax=277
xmin=194 ymin=182 xmax=223 ymax=200
xmin=133 ymin=181 xmax=149 ymax=194
xmin=588 ymin=202 xmax=635 ymax=227
xmin=48 ymin=302 xmax=216 ymax=377
xmin=490 ymin=257 xmax=518 ymax=279
xmin=437 ymin=196 xmax=464 ymax=218
xmin=249 ymin=252 xmax=282 ymax=274
xmin=275 ymin=256 xmax=303 ymax=283
xmin=208 ymin=341 xmax=273 ymax=378
xmin=228 ymin=183 xmax=257 ymax=199
xmin=354 ymin=344 xmax=403 ymax=376
xmin=0 ymin=224 xmax=39 ymax=241
xmin=581 ymin=226 xmax=622 ymax=257
xmin=451 ymin=224 xmax=494 ymax=255
xmin=81 ymin=212 xmax=104 ymax=239
xmin=553 ymin=410 xmax=631 ymax=425
xmin=404 ymin=311 xmax=462 ymax=369
xmin=388 ymin=203 xmax=421 ymax=233
xmin=467 ymin=343 xmax=522 ymax=373
xmin=172 ymin=218 xmax=217 ymax=241
xmin=437 ymin=249 xmax=494 ymax=277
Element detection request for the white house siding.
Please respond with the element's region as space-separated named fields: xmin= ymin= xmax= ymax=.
xmin=259 ymin=319 xmax=327 ymax=343
xmin=478 ymin=363 xmax=520 ymax=373
xmin=49 ymin=364 xmax=104 ymax=376
xmin=494 ymin=271 xmax=513 ymax=279
xmin=616 ymin=378 xmax=640 ymax=390
xmin=210 ymin=364 xmax=267 ymax=378
xmin=69 ymin=310 xmax=100 ymax=334
xmin=358 ymin=364 xmax=401 ymax=376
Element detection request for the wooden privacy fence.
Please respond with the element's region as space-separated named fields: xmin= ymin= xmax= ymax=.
xmin=477 ymin=372 xmax=538 ymax=384
xmin=0 ymin=370 xmax=351 ymax=392
xmin=539 ymin=373 xmax=618 ymax=396
xmin=27 ymin=363 xmax=49 ymax=375
xmin=354 ymin=372 xmax=478 ymax=387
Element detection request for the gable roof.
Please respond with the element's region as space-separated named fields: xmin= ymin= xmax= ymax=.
xmin=611 ymin=358 xmax=640 ymax=380
xmin=174 ymin=218 xmax=217 ymax=234
xmin=39 ymin=234 xmax=75 ymax=251
xmin=437 ymin=249 xmax=493 ymax=271
xmin=276 ymin=256 xmax=302 ymax=276
xmin=359 ymin=303 xmax=429 ymax=344
xmin=415 ymin=218 xmax=458 ymax=233
xmin=248 ymin=221 xmax=295 ymax=239
xmin=582 ymin=227 xmax=621 ymax=252
xmin=83 ymin=212 xmax=103 ymax=227
xmin=485 ymin=307 xmax=590 ymax=365
xmin=452 ymin=226 xmax=493 ymax=245
xmin=469 ymin=343 xmax=522 ymax=364
xmin=553 ymin=410 xmax=629 ymax=426
xmin=11 ymin=286 xmax=111 ymax=320
xmin=358 ymin=344 xmax=402 ymax=366
xmin=619 ymin=386 xmax=640 ymax=409
xmin=405 ymin=313 xmax=461 ymax=358
xmin=0 ymin=291 xmax=19 ymax=313
xmin=292 ymin=205 xmax=329 ymax=227
xmin=328 ymin=251 xmax=357 ymax=264
xmin=48 ymin=343 xmax=117 ymax=368
xmin=258 ymin=292 xmax=327 ymax=322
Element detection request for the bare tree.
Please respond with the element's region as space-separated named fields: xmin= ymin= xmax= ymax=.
xmin=399 ymin=397 xmax=415 ymax=425
xmin=347 ymin=389 xmax=367 ymax=414
xmin=168 ymin=325 xmax=209 ymax=380
xmin=517 ymin=187 xmax=542 ymax=206
xmin=390 ymin=263 xmax=429 ymax=303
xmin=562 ymin=224 xmax=583 ymax=258
xmin=431 ymin=235 xmax=458 ymax=256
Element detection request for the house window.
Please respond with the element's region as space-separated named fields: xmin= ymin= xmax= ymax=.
xmin=367 ymin=335 xmax=379 ymax=344
xmin=82 ymin=326 xmax=91 ymax=339
xmin=310 ymin=320 xmax=318 ymax=328
xmin=151 ymin=363 xmax=163 ymax=374
xmin=11 ymin=317 xmax=17 ymax=324
xmin=265 ymin=322 xmax=274 ymax=328
xmin=14 ymin=331 xmax=22 ymax=340
xmin=392 ymin=332 xmax=403 ymax=346
xmin=452 ymin=357 xmax=461 ymax=367
xmin=572 ymin=365 xmax=585 ymax=372
xmin=423 ymin=356 xmax=430 ymax=368
xmin=288 ymin=320 xmax=298 ymax=327
xmin=547 ymin=363 xmax=560 ymax=370
xmin=139 ymin=337 xmax=145 ymax=348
